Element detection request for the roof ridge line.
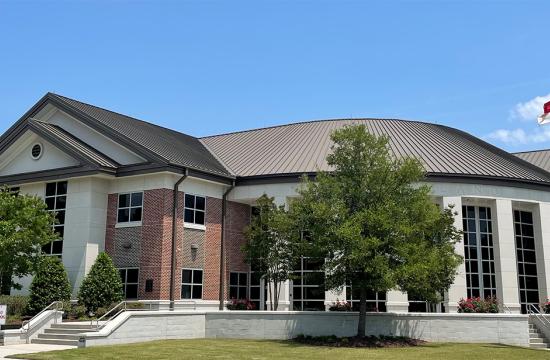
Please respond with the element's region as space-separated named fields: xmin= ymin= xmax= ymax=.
xmin=48 ymin=92 xmax=200 ymax=141
xmin=199 ymin=117 xmax=445 ymax=139
xmin=513 ymin=148 xmax=550 ymax=155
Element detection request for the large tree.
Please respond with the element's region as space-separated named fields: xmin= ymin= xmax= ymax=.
xmin=290 ymin=125 xmax=462 ymax=337
xmin=242 ymin=194 xmax=300 ymax=311
xmin=0 ymin=188 xmax=58 ymax=292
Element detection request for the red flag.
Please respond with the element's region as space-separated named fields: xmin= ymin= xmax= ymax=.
xmin=545 ymin=101 xmax=550 ymax=115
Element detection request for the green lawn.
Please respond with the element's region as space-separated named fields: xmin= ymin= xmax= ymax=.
xmin=10 ymin=339 xmax=549 ymax=360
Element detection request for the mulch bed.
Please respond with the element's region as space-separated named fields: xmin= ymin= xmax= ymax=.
xmin=293 ymin=334 xmax=427 ymax=348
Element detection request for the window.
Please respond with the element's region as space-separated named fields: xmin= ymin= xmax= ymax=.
xmin=514 ymin=210 xmax=540 ymax=314
xmin=181 ymin=269 xmax=203 ymax=299
xmin=462 ymin=206 xmax=497 ymax=299
xmin=31 ymin=143 xmax=43 ymax=160
xmin=229 ymin=272 xmax=248 ymax=300
xmin=119 ymin=268 xmax=139 ymax=299
xmin=292 ymin=257 xmax=325 ymax=311
xmin=249 ymin=271 xmax=264 ymax=310
xmin=43 ymin=181 xmax=67 ymax=256
xmin=184 ymin=194 xmax=205 ymax=226
xmin=117 ymin=192 xmax=143 ymax=223
xmin=407 ymin=293 xmax=445 ymax=313
xmin=345 ymin=282 xmax=387 ymax=312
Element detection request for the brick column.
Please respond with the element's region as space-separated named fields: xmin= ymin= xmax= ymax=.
xmin=204 ymin=197 xmax=222 ymax=301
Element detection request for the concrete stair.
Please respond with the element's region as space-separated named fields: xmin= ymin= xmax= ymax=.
xmin=528 ymin=323 xmax=549 ymax=349
xmin=31 ymin=322 xmax=98 ymax=346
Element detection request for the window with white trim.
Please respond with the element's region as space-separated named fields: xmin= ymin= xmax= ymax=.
xmin=184 ymin=194 xmax=205 ymax=226
xmin=181 ymin=269 xmax=203 ymax=299
xmin=43 ymin=181 xmax=67 ymax=256
xmin=514 ymin=210 xmax=540 ymax=314
xmin=229 ymin=272 xmax=248 ymax=300
xmin=345 ymin=281 xmax=387 ymax=312
xmin=462 ymin=205 xmax=497 ymax=299
xmin=117 ymin=192 xmax=143 ymax=223
xmin=292 ymin=257 xmax=325 ymax=311
xmin=119 ymin=268 xmax=139 ymax=299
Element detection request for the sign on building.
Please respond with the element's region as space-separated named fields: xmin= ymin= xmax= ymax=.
xmin=0 ymin=305 xmax=6 ymax=325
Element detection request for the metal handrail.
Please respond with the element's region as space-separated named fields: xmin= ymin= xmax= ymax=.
xmin=21 ymin=301 xmax=64 ymax=342
xmin=90 ymin=300 xmax=196 ymax=331
xmin=528 ymin=304 xmax=550 ymax=330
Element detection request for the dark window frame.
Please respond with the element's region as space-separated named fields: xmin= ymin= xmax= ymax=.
xmin=117 ymin=192 xmax=143 ymax=224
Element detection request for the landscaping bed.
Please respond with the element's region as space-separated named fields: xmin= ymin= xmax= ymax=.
xmin=294 ymin=334 xmax=426 ymax=348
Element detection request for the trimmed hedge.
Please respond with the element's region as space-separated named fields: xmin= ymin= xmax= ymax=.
xmin=0 ymin=295 xmax=29 ymax=316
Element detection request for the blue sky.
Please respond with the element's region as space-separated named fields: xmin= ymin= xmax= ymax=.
xmin=1 ymin=0 xmax=549 ymax=152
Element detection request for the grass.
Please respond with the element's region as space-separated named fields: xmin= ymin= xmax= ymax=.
xmin=9 ymin=339 xmax=549 ymax=360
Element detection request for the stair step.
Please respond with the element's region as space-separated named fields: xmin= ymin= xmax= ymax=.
xmin=51 ymin=323 xmax=97 ymax=329
xmin=529 ymin=343 xmax=549 ymax=349
xmin=31 ymin=338 xmax=79 ymax=346
xmin=529 ymin=338 xmax=547 ymax=344
xmin=44 ymin=328 xmax=94 ymax=334
xmin=38 ymin=333 xmax=82 ymax=340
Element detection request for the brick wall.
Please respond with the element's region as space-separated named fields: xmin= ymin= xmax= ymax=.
xmin=105 ymin=190 xmax=250 ymax=302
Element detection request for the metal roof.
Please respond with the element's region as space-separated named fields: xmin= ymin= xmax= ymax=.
xmin=201 ymin=119 xmax=550 ymax=184
xmin=49 ymin=93 xmax=232 ymax=177
xmin=28 ymin=119 xmax=119 ymax=169
xmin=514 ymin=149 xmax=550 ymax=173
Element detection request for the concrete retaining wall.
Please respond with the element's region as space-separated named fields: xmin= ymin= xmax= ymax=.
xmin=80 ymin=311 xmax=530 ymax=347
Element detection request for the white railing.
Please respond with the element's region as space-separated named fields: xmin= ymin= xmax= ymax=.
xmin=528 ymin=304 xmax=550 ymax=330
xmin=21 ymin=301 xmax=64 ymax=343
xmin=90 ymin=300 xmax=197 ymax=331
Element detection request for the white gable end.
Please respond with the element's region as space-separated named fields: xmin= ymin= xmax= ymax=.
xmin=0 ymin=131 xmax=80 ymax=177
xmin=37 ymin=107 xmax=146 ymax=165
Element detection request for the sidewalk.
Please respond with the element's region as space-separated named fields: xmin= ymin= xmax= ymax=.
xmin=0 ymin=344 xmax=75 ymax=359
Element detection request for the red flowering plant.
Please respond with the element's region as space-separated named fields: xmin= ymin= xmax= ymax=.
xmin=458 ymin=296 xmax=499 ymax=313
xmin=328 ymin=300 xmax=352 ymax=312
xmin=542 ymin=299 xmax=550 ymax=314
xmin=226 ymin=298 xmax=257 ymax=311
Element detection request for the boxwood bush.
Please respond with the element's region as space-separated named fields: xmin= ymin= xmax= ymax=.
xmin=77 ymin=252 xmax=123 ymax=313
xmin=26 ymin=256 xmax=71 ymax=315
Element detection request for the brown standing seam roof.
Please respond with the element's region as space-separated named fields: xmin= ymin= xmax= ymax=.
xmin=200 ymin=119 xmax=550 ymax=183
xmin=48 ymin=93 xmax=232 ymax=177
xmin=514 ymin=149 xmax=550 ymax=173
xmin=28 ymin=119 xmax=119 ymax=169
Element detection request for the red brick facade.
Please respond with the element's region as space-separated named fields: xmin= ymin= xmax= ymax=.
xmin=105 ymin=189 xmax=250 ymax=302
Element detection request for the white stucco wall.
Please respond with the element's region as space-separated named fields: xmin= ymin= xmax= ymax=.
xmin=0 ymin=132 xmax=79 ymax=177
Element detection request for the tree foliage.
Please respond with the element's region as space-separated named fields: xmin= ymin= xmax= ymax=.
xmin=0 ymin=188 xmax=58 ymax=292
xmin=77 ymin=252 xmax=123 ymax=312
xmin=290 ymin=125 xmax=463 ymax=336
xmin=242 ymin=195 xmax=300 ymax=310
xmin=26 ymin=256 xmax=71 ymax=315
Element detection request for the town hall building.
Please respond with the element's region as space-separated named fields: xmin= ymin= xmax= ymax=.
xmin=1 ymin=93 xmax=550 ymax=315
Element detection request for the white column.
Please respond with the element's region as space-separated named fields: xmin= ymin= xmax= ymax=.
xmin=386 ymin=290 xmax=409 ymax=312
xmin=533 ymin=203 xmax=550 ymax=303
xmin=442 ymin=196 xmax=467 ymax=312
xmin=265 ymin=279 xmax=291 ymax=311
xmin=493 ymin=199 xmax=521 ymax=313
xmin=325 ymin=286 xmax=345 ymax=310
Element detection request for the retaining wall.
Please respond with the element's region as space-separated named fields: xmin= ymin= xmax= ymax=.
xmin=80 ymin=311 xmax=530 ymax=347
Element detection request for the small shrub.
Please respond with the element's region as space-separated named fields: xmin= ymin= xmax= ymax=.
xmin=226 ymin=298 xmax=256 ymax=310
xmin=77 ymin=253 xmax=123 ymax=312
xmin=458 ymin=296 xmax=499 ymax=313
xmin=542 ymin=299 xmax=550 ymax=314
xmin=67 ymin=304 xmax=87 ymax=319
xmin=0 ymin=295 xmax=29 ymax=316
xmin=26 ymin=257 xmax=71 ymax=315
xmin=328 ymin=300 xmax=352 ymax=312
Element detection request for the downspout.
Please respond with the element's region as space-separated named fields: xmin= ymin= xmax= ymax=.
xmin=169 ymin=169 xmax=188 ymax=310
xmin=219 ymin=181 xmax=235 ymax=310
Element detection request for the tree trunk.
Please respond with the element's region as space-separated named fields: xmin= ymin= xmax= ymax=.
xmin=273 ymin=281 xmax=279 ymax=311
xmin=268 ymin=280 xmax=273 ymax=311
xmin=357 ymin=286 xmax=367 ymax=337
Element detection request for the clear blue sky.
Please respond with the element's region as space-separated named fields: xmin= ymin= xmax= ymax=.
xmin=1 ymin=0 xmax=549 ymax=152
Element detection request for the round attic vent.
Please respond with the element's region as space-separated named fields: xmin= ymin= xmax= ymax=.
xmin=31 ymin=143 xmax=43 ymax=160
